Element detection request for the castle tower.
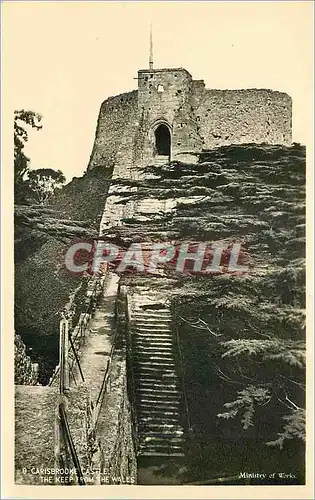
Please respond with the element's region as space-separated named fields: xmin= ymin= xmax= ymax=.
xmin=88 ymin=63 xmax=292 ymax=181
xmin=137 ymin=67 xmax=203 ymax=166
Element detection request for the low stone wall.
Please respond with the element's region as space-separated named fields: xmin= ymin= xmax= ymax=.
xmin=15 ymin=385 xmax=59 ymax=485
xmin=95 ymin=347 xmax=137 ymax=485
xmin=14 ymin=334 xmax=39 ymax=385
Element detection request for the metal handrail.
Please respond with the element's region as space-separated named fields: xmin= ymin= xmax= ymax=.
xmin=96 ymin=342 xmax=115 ymax=408
xmin=59 ymin=402 xmax=85 ymax=485
xmin=69 ymin=334 xmax=85 ymax=383
xmin=49 ymin=278 xmax=102 ymax=388
xmin=54 ymin=276 xmax=103 ymax=486
xmin=59 ymin=319 xmax=68 ymax=394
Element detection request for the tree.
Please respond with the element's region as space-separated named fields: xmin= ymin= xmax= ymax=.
xmin=14 ymin=109 xmax=42 ymax=203
xmin=14 ymin=110 xmax=66 ymax=205
xmin=27 ymin=168 xmax=66 ymax=204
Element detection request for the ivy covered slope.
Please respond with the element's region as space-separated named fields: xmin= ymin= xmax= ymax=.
xmin=110 ymin=143 xmax=306 ymax=482
xmin=15 ymin=165 xmax=113 ymax=383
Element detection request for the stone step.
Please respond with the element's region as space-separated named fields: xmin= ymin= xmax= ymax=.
xmin=132 ymin=327 xmax=172 ymax=333
xmin=137 ymin=398 xmax=180 ymax=411
xmin=139 ymin=417 xmax=179 ymax=424
xmin=133 ymin=345 xmax=174 ymax=351
xmin=132 ymin=317 xmax=171 ymax=324
xmin=134 ymin=360 xmax=175 ymax=367
xmin=139 ymin=422 xmax=183 ymax=430
xmin=132 ymin=305 xmax=170 ymax=311
xmin=134 ymin=360 xmax=176 ymax=368
xmin=139 ymin=408 xmax=180 ymax=417
xmin=135 ymin=374 xmax=179 ymax=382
xmin=135 ymin=352 xmax=174 ymax=359
xmin=137 ymin=387 xmax=180 ymax=395
xmin=139 ymin=443 xmax=183 ymax=453
xmin=139 ymin=429 xmax=183 ymax=436
xmin=139 ymin=446 xmax=184 ymax=455
xmin=137 ymin=397 xmax=181 ymax=406
xmin=138 ymin=381 xmax=180 ymax=390
xmin=133 ymin=340 xmax=173 ymax=347
xmin=134 ymin=361 xmax=176 ymax=368
xmin=132 ymin=302 xmax=169 ymax=308
xmin=138 ymin=397 xmax=180 ymax=406
xmin=133 ymin=344 xmax=173 ymax=351
xmin=131 ymin=327 xmax=172 ymax=333
xmin=132 ymin=332 xmax=172 ymax=339
xmin=139 ymin=429 xmax=184 ymax=437
xmin=133 ymin=346 xmax=174 ymax=354
xmin=134 ymin=355 xmax=174 ymax=361
xmin=132 ymin=312 xmax=171 ymax=319
xmin=133 ymin=336 xmax=173 ymax=342
xmin=132 ymin=318 xmax=171 ymax=323
xmin=139 ymin=441 xmax=184 ymax=452
xmin=133 ymin=355 xmax=175 ymax=363
xmin=139 ymin=409 xmax=180 ymax=417
xmin=131 ymin=313 xmax=171 ymax=320
xmin=131 ymin=315 xmax=171 ymax=322
xmin=139 ymin=451 xmax=185 ymax=457
xmin=132 ymin=327 xmax=172 ymax=334
xmin=136 ymin=392 xmax=181 ymax=401
xmin=137 ymin=385 xmax=180 ymax=393
xmin=133 ymin=368 xmax=177 ymax=376
xmin=134 ymin=350 xmax=174 ymax=357
xmin=133 ymin=341 xmax=173 ymax=348
xmin=140 ymin=435 xmax=183 ymax=444
xmin=132 ymin=328 xmax=171 ymax=335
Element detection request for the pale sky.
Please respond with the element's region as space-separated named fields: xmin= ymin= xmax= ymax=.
xmin=3 ymin=1 xmax=313 ymax=181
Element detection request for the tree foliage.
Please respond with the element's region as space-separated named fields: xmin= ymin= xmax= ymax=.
xmin=14 ymin=109 xmax=66 ymax=205
xmin=14 ymin=110 xmax=42 ymax=203
xmin=102 ymin=143 xmax=306 ymax=451
xmin=28 ymin=168 xmax=66 ymax=204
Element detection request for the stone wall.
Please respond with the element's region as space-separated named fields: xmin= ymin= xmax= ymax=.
xmin=15 ymin=385 xmax=59 ymax=484
xmin=95 ymin=347 xmax=137 ymax=485
xmin=88 ymin=90 xmax=139 ymax=173
xmin=15 ymin=334 xmax=39 ymax=385
xmin=196 ymin=88 xmax=292 ymax=148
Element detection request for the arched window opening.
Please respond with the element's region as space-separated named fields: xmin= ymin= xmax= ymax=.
xmin=155 ymin=124 xmax=171 ymax=157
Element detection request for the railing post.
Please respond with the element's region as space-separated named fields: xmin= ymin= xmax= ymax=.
xmin=59 ymin=316 xmax=70 ymax=393
xmin=64 ymin=319 xmax=70 ymax=390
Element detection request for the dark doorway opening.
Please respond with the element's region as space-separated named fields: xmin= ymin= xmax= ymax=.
xmin=155 ymin=124 xmax=171 ymax=157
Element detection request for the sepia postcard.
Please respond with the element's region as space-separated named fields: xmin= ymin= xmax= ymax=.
xmin=1 ymin=1 xmax=314 ymax=498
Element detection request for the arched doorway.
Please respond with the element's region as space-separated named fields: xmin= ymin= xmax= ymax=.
xmin=155 ymin=124 xmax=171 ymax=158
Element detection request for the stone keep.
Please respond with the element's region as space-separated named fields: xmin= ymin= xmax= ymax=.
xmin=87 ymin=66 xmax=292 ymax=227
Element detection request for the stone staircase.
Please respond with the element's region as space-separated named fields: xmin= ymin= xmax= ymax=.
xmin=129 ymin=294 xmax=185 ymax=457
xmin=135 ymin=155 xmax=170 ymax=214
xmin=155 ymin=155 xmax=169 ymax=166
